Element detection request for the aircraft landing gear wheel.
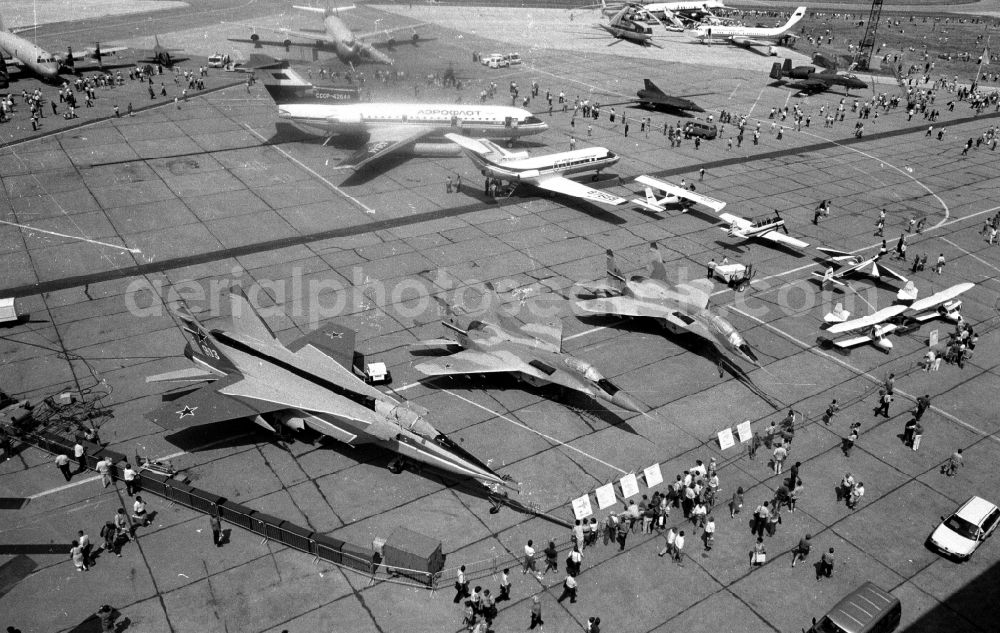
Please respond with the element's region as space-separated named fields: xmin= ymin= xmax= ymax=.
xmin=388 ymin=458 xmax=404 ymax=474
xmin=591 ymin=174 xmax=598 ymax=181
xmin=737 ymin=281 xmax=749 ymax=292
xmin=507 ymin=139 xmax=514 ymax=148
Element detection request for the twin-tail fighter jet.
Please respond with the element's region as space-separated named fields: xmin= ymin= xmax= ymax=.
xmin=812 ymin=247 xmax=908 ymax=287
xmin=445 ymin=133 xmax=627 ymax=207
xmin=822 ymin=283 xmax=974 ymax=352
xmin=413 ymin=284 xmax=644 ymax=414
xmin=769 ymin=58 xmax=868 ymax=95
xmin=575 ymin=242 xmax=760 ymax=367
xmin=632 ymin=175 xmax=727 ymax=213
xmin=146 ymin=287 xmax=508 ymax=487
xmin=232 ymin=4 xmax=425 ymax=68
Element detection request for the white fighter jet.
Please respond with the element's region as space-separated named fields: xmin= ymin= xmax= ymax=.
xmin=719 ymin=211 xmax=809 ymax=250
xmin=812 ymin=247 xmax=908 ymax=287
xmin=575 ymin=242 xmax=760 ymax=367
xmin=823 ymin=282 xmax=974 ymax=351
xmin=632 ymin=175 xmax=727 ymax=213
xmin=446 ymin=133 xmax=627 ymax=207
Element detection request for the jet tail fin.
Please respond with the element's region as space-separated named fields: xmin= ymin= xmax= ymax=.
xmin=175 ymin=306 xmax=238 ymax=375
xmin=769 ymin=62 xmax=783 ymax=80
xmin=782 ymin=58 xmax=792 ymax=74
xmin=643 ymin=78 xmax=664 ymax=95
xmin=482 ymin=282 xmax=523 ymax=333
xmin=260 ymin=60 xmax=315 ymax=104
xmin=606 ymin=249 xmax=626 ymax=291
xmin=648 ymin=242 xmax=668 ymax=282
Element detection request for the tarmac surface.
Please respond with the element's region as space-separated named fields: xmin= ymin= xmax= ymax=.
xmin=1 ymin=2 xmax=1000 ymax=633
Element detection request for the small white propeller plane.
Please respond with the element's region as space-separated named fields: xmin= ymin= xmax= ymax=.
xmin=719 ymin=211 xmax=809 ymax=250
xmin=632 ymin=175 xmax=727 ymax=213
xmin=822 ymin=282 xmax=975 ymax=352
xmin=445 ymin=133 xmax=627 ymax=207
xmin=812 ymin=247 xmax=908 ymax=287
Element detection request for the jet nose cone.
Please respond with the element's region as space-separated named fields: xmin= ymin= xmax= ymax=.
xmin=739 ymin=343 xmax=760 ymax=365
xmin=611 ymin=390 xmax=645 ymax=414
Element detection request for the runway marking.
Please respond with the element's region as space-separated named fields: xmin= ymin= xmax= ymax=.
xmin=940 ymin=237 xmax=1000 ymax=275
xmin=443 ymin=389 xmax=628 ymax=474
xmin=730 ymin=305 xmax=1000 ymax=445
xmin=745 ymin=87 xmax=766 ymax=118
xmin=0 ymin=219 xmax=142 ymax=254
xmin=727 ymin=83 xmax=741 ymax=101
xmin=242 ymin=125 xmax=377 ymax=215
xmin=524 ymin=64 xmax=630 ymax=99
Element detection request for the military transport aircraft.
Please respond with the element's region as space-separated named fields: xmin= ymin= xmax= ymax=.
xmin=812 ymin=247 xmax=908 ymax=287
xmin=769 ymin=58 xmax=868 ymax=94
xmin=575 ymin=242 xmax=760 ymax=367
xmin=634 ymin=79 xmax=705 ymax=114
xmin=232 ymin=4 xmax=424 ymax=68
xmin=719 ymin=211 xmax=810 ymax=250
xmin=259 ymin=59 xmax=547 ymax=170
xmin=0 ymin=15 xmax=126 ymax=82
xmin=446 ymin=133 xmax=627 ymax=207
xmin=822 ymin=283 xmax=974 ymax=352
xmin=146 ymin=287 xmax=508 ymax=487
xmin=412 ymin=284 xmax=644 ymax=414
xmin=632 ymin=175 xmax=726 ymax=213
xmin=689 ymin=6 xmax=806 ymax=54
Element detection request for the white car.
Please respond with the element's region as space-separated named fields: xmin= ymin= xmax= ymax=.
xmin=928 ymin=495 xmax=1000 ymax=561
xmin=505 ymin=52 xmax=522 ymax=65
xmin=484 ymin=54 xmax=508 ymax=68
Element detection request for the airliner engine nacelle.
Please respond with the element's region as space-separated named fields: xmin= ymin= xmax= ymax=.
xmin=411 ymin=33 xmax=420 ymax=43
xmin=517 ymin=169 xmax=540 ymax=180
xmin=283 ymin=39 xmax=292 ymax=51
xmin=250 ymin=33 xmax=261 ymax=48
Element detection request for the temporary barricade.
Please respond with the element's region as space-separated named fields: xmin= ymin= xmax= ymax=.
xmin=315 ymin=534 xmax=344 ymax=565
xmin=341 ymin=542 xmax=374 ymax=573
xmin=276 ymin=521 xmax=315 ymax=554
xmin=139 ymin=471 xmax=171 ymax=496
xmin=248 ymin=510 xmax=283 ymax=539
xmin=218 ymin=500 xmax=256 ymax=532
xmin=184 ymin=488 xmax=226 ymax=516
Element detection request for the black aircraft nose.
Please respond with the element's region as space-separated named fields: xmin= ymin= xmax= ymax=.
xmin=740 ymin=343 xmax=759 ymax=364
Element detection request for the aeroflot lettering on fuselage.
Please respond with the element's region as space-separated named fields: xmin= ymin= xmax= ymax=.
xmin=417 ymin=109 xmax=483 ymax=116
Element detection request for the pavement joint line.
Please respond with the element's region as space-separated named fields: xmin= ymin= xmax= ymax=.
xmin=241 ymin=123 xmax=377 ymax=215
xmin=442 ymin=389 xmax=628 ymax=475
xmin=729 ymin=305 xmax=1000 ymax=445
xmin=26 ymin=474 xmax=103 ymax=500
xmin=940 ymin=236 xmax=1000 ymax=275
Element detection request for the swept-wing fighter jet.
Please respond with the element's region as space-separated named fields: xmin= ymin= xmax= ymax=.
xmin=769 ymin=58 xmax=868 ymax=94
xmin=632 ymin=175 xmax=726 ymax=213
xmin=446 ymin=133 xmax=627 ymax=207
xmin=575 ymin=242 xmax=759 ymax=367
xmin=812 ymin=247 xmax=908 ymax=287
xmin=232 ymin=5 xmax=425 ymax=67
xmin=822 ymin=283 xmax=974 ymax=351
xmin=634 ymin=79 xmax=705 ymax=114
xmin=413 ymin=284 xmax=643 ymax=413
xmin=719 ymin=211 xmax=809 ymax=250
xmin=146 ymin=287 xmax=507 ymax=486
xmin=134 ymin=35 xmax=187 ymax=68
xmin=690 ymin=6 xmax=805 ymax=55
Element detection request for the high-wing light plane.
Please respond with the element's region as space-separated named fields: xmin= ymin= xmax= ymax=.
xmin=720 ymin=211 xmax=810 ymax=250
xmin=690 ymin=6 xmax=806 ymax=55
xmin=0 ymin=15 xmax=126 ymax=82
xmin=769 ymin=58 xmax=868 ymax=94
xmin=446 ymin=133 xmax=627 ymax=207
xmin=146 ymin=288 xmax=507 ymax=486
xmin=634 ymin=79 xmax=705 ymax=114
xmin=632 ymin=175 xmax=726 ymax=213
xmin=812 ymin=247 xmax=908 ymax=287
xmin=822 ymin=283 xmax=974 ymax=351
xmin=413 ymin=284 xmax=644 ymax=413
xmin=260 ymin=60 xmax=547 ymax=170
xmin=575 ymin=242 xmax=760 ymax=367
xmin=232 ymin=4 xmax=425 ymax=67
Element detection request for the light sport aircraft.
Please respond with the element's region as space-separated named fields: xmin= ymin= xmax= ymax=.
xmin=823 ymin=283 xmax=974 ymax=351
xmin=260 ymin=60 xmax=547 ymax=170
xmin=719 ymin=211 xmax=810 ymax=250
xmin=812 ymin=247 xmax=908 ymax=287
xmin=146 ymin=288 xmax=507 ymax=487
xmin=413 ymin=284 xmax=644 ymax=414
xmin=575 ymin=242 xmax=760 ymax=367
xmin=0 ymin=15 xmax=126 ymax=82
xmin=690 ymin=6 xmax=806 ymax=55
xmin=232 ymin=5 xmax=424 ymax=67
xmin=769 ymin=58 xmax=868 ymax=94
xmin=445 ymin=133 xmax=627 ymax=207
xmin=632 ymin=175 xmax=726 ymax=213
